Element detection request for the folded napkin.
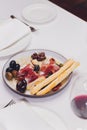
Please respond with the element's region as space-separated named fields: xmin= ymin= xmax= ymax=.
xmin=0 ymin=102 xmax=67 ymax=130
xmin=0 ymin=102 xmax=53 ymax=130
xmin=0 ymin=18 xmax=30 ymax=51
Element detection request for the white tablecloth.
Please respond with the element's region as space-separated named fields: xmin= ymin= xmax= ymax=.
xmin=0 ymin=0 xmax=87 ymax=130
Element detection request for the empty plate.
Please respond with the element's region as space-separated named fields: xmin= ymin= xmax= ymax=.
xmin=22 ymin=3 xmax=57 ymax=24
xmin=0 ymin=19 xmax=32 ymax=58
xmin=0 ymin=34 xmax=32 ymax=58
xmin=0 ymin=102 xmax=68 ymax=130
xmin=0 ymin=18 xmax=30 ymax=51
xmin=0 ymin=122 xmax=6 ymax=130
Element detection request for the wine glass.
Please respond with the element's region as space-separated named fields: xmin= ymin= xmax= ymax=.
xmin=70 ymin=73 xmax=87 ymax=119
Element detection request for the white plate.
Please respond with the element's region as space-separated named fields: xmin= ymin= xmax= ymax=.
xmin=31 ymin=104 xmax=68 ymax=130
xmin=3 ymin=49 xmax=72 ymax=98
xmin=22 ymin=3 xmax=57 ymax=24
xmin=0 ymin=102 xmax=68 ymax=130
xmin=0 ymin=19 xmax=30 ymax=51
xmin=0 ymin=122 xmax=6 ymax=130
xmin=0 ymin=34 xmax=32 ymax=58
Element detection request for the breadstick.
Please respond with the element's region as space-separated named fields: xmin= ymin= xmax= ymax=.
xmin=30 ymin=59 xmax=74 ymax=95
xmin=27 ymin=76 xmax=45 ymax=90
xmin=37 ymin=62 xmax=80 ymax=95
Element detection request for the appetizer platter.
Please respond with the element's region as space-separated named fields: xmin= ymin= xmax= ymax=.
xmin=2 ymin=49 xmax=79 ymax=97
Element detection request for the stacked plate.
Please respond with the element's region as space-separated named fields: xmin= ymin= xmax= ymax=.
xmin=0 ymin=102 xmax=68 ymax=130
xmin=0 ymin=19 xmax=32 ymax=58
xmin=0 ymin=2 xmax=57 ymax=58
xmin=22 ymin=3 xmax=57 ymax=24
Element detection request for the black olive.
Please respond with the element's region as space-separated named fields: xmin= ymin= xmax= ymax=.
xmin=34 ymin=65 xmax=40 ymax=73
xmin=16 ymin=82 xmax=26 ymax=93
xmin=16 ymin=81 xmax=23 ymax=87
xmin=15 ymin=64 xmax=20 ymax=71
xmin=6 ymin=67 xmax=13 ymax=72
xmin=37 ymin=52 xmax=46 ymax=61
xmin=38 ymin=52 xmax=45 ymax=57
xmin=22 ymin=79 xmax=27 ymax=87
xmin=31 ymin=52 xmax=46 ymax=61
xmin=19 ymin=85 xmax=26 ymax=93
xmin=37 ymin=56 xmax=46 ymax=61
xmin=16 ymin=84 xmax=26 ymax=93
xmin=31 ymin=53 xmax=38 ymax=59
xmin=10 ymin=60 xmax=16 ymax=69
xmin=16 ymin=79 xmax=27 ymax=93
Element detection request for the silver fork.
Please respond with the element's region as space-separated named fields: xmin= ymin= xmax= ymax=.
xmin=3 ymin=98 xmax=28 ymax=108
xmin=10 ymin=15 xmax=37 ymax=32
xmin=4 ymin=100 xmax=16 ymax=108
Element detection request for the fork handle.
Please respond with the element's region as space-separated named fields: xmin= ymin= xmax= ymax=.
xmin=10 ymin=15 xmax=29 ymax=26
xmin=10 ymin=15 xmax=36 ymax=32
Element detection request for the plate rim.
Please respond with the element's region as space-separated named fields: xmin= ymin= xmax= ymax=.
xmin=28 ymin=104 xmax=68 ymax=130
xmin=2 ymin=49 xmax=73 ymax=98
xmin=0 ymin=19 xmax=30 ymax=51
xmin=22 ymin=3 xmax=57 ymax=24
xmin=0 ymin=34 xmax=32 ymax=58
xmin=0 ymin=102 xmax=68 ymax=130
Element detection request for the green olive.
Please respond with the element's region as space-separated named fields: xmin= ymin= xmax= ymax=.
xmin=5 ymin=72 xmax=13 ymax=80
xmin=12 ymin=70 xmax=18 ymax=78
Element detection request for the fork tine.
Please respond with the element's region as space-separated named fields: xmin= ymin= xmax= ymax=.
xmin=4 ymin=100 xmax=13 ymax=108
xmin=4 ymin=100 xmax=15 ymax=108
xmin=3 ymin=98 xmax=28 ymax=109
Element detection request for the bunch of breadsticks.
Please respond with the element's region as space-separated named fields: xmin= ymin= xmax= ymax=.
xmin=27 ymin=59 xmax=80 ymax=95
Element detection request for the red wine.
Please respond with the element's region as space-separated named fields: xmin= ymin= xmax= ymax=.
xmin=71 ymin=95 xmax=87 ymax=119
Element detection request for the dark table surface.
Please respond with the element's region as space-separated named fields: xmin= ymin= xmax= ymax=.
xmin=50 ymin=0 xmax=87 ymax=21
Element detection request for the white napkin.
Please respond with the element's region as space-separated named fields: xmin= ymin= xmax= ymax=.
xmin=0 ymin=102 xmax=67 ymax=130
xmin=0 ymin=18 xmax=30 ymax=50
xmin=0 ymin=102 xmax=54 ymax=130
